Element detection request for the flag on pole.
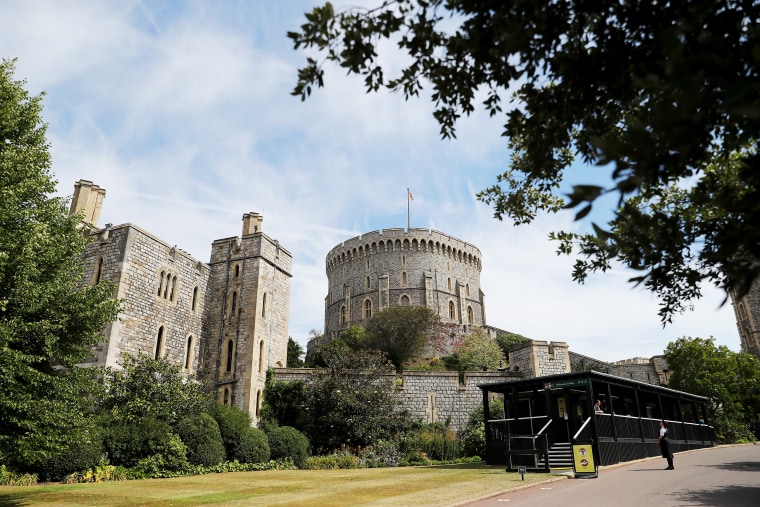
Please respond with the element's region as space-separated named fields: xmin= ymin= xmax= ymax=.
xmin=408 ymin=189 xmax=414 ymax=201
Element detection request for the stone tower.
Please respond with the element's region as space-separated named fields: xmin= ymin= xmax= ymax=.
xmin=731 ymin=278 xmax=760 ymax=360
xmin=201 ymin=213 xmax=292 ymax=421
xmin=323 ymin=228 xmax=484 ymax=340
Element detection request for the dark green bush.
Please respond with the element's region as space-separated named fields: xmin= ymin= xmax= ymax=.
xmin=210 ymin=404 xmax=252 ymax=458
xmin=267 ymin=426 xmax=310 ymax=468
xmin=176 ymin=413 xmax=226 ymax=466
xmin=234 ymin=427 xmax=270 ymax=464
xmin=34 ymin=425 xmax=104 ymax=482
xmin=104 ymin=417 xmax=175 ymax=468
xmin=398 ymin=423 xmax=461 ymax=461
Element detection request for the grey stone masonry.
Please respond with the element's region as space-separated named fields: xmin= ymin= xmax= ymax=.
xmin=508 ymin=341 xmax=571 ymax=377
xmin=324 ymin=228 xmax=485 ymax=339
xmin=731 ymin=277 xmax=760 ymax=361
xmin=273 ymin=368 xmax=521 ymax=433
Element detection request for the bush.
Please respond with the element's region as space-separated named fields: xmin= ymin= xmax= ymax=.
xmin=267 ymin=426 xmax=310 ymax=468
xmin=357 ymin=440 xmax=403 ymax=468
xmin=210 ymin=404 xmax=252 ymax=458
xmin=235 ymin=427 xmax=270 ymax=464
xmin=104 ymin=417 xmax=187 ymax=472
xmin=0 ymin=465 xmax=37 ymax=486
xmin=34 ymin=425 xmax=104 ymax=482
xmin=176 ymin=413 xmax=226 ymax=466
xmin=304 ymin=452 xmax=361 ymax=469
xmin=399 ymin=423 xmax=460 ymax=461
xmin=134 ymin=433 xmax=189 ymax=478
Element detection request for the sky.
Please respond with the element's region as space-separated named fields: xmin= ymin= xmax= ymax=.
xmin=0 ymin=0 xmax=742 ymax=362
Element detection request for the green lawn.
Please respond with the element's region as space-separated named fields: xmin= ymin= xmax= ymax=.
xmin=0 ymin=464 xmax=565 ymax=507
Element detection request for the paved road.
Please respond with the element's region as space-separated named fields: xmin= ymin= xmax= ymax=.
xmin=463 ymin=444 xmax=760 ymax=506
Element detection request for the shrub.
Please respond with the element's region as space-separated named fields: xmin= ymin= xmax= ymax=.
xmin=210 ymin=404 xmax=253 ymax=458
xmin=104 ymin=417 xmax=175 ymax=468
xmin=357 ymin=440 xmax=403 ymax=468
xmin=34 ymin=425 xmax=104 ymax=482
xmin=399 ymin=423 xmax=461 ymax=461
xmin=401 ymin=450 xmax=432 ymax=466
xmin=0 ymin=466 xmax=37 ymax=486
xmin=134 ymin=433 xmax=189 ymax=478
xmin=176 ymin=413 xmax=226 ymax=466
xmin=303 ymin=452 xmax=361 ymax=469
xmin=234 ymin=427 xmax=270 ymax=464
xmin=267 ymin=426 xmax=310 ymax=468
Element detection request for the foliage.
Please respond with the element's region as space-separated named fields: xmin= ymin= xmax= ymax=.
xmin=103 ymin=417 xmax=179 ymax=468
xmin=64 ymin=461 xmax=131 ymax=483
xmin=287 ymin=336 xmax=305 ymax=367
xmin=33 ymin=423 xmax=104 ymax=482
xmin=455 ymin=328 xmax=505 ymax=371
xmin=398 ymin=423 xmax=461 ymax=461
xmin=363 ymin=305 xmax=438 ymax=370
xmin=261 ymin=378 xmax=308 ymax=432
xmin=289 ymin=1 xmax=760 ymax=323
xmin=428 ymin=322 xmax=466 ymax=355
xmin=495 ymin=333 xmax=530 ymax=359
xmin=460 ymin=400 xmax=504 ymax=458
xmin=304 ymin=344 xmax=411 ymax=452
xmin=0 ymin=465 xmax=37 ymax=486
xmin=99 ymin=353 xmax=212 ymax=428
xmin=0 ymin=59 xmax=120 ymax=468
xmin=176 ymin=413 xmax=226 ymax=467
xmin=664 ymin=337 xmax=760 ymax=442
xmin=235 ymin=427 xmax=271 ymax=464
xmin=210 ymin=404 xmax=270 ymax=463
xmin=338 ymin=325 xmax=369 ymax=350
xmin=356 ymin=440 xmax=403 ymax=468
xmin=267 ymin=426 xmax=311 ymax=468
xmin=303 ymin=452 xmax=361 ymax=470
xmin=133 ymin=433 xmax=189 ymax=478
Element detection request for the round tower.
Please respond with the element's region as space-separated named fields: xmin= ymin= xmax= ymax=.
xmin=324 ymin=228 xmax=484 ymax=340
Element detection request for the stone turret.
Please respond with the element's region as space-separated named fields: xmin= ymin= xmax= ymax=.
xmin=242 ymin=212 xmax=263 ymax=236
xmin=70 ymin=179 xmax=106 ymax=227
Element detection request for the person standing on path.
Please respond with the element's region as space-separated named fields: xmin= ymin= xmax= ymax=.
xmin=658 ymin=420 xmax=674 ymax=470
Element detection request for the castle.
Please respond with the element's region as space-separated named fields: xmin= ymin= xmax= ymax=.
xmin=731 ymin=278 xmax=760 ymax=360
xmin=71 ymin=180 xmax=292 ymax=423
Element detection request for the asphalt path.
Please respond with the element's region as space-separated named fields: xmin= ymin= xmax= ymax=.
xmin=462 ymin=444 xmax=760 ymax=507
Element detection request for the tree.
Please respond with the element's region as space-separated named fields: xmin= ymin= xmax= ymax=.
xmin=495 ymin=333 xmax=530 ymax=359
xmin=289 ymin=1 xmax=760 ymax=323
xmin=304 ymin=344 xmax=410 ymax=452
xmin=363 ymin=305 xmax=438 ymax=370
xmin=664 ymin=337 xmax=760 ymax=442
xmin=287 ymin=336 xmax=305 ymax=367
xmin=455 ymin=328 xmax=504 ymax=371
xmin=0 ymin=59 xmax=120 ymax=468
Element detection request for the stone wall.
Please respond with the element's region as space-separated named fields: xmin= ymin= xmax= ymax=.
xmin=508 ymin=341 xmax=571 ymax=377
xmin=273 ymin=368 xmax=521 ymax=433
xmin=732 ymin=277 xmax=760 ymax=360
xmin=324 ymin=228 xmax=485 ymax=340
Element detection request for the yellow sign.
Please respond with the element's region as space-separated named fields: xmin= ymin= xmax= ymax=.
xmin=557 ymin=398 xmax=566 ymax=417
xmin=572 ymin=444 xmax=596 ymax=474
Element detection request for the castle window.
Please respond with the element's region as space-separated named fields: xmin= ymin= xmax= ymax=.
xmin=366 ymin=259 xmax=370 ymax=270
xmin=449 ymin=301 xmax=456 ymax=320
xmin=94 ymin=257 xmax=104 ymax=285
xmin=158 ymin=271 xmax=165 ymax=296
xmin=402 ymin=255 xmax=406 ymax=266
xmin=184 ymin=335 xmax=193 ymax=370
xmin=163 ymin=273 xmax=170 ymax=299
xmin=169 ymin=276 xmax=177 ymax=301
xmin=363 ymin=299 xmax=372 ymax=319
xmin=226 ymin=339 xmax=234 ymax=372
xmin=402 ymin=271 xmax=408 ymax=286
xmin=447 ymin=278 xmax=452 ymax=291
xmin=256 ymin=389 xmax=262 ymax=417
xmin=235 ymin=264 xmax=240 ymax=277
xmin=259 ymin=340 xmax=265 ymax=373
xmin=366 ymin=276 xmax=371 ymax=290
xmin=191 ymin=286 xmax=198 ymax=311
xmin=231 ymin=291 xmax=237 ymax=315
xmin=400 ymin=295 xmax=410 ymax=306
xmin=262 ymin=293 xmax=267 ymax=318
xmin=466 ymin=284 xmax=470 ymax=297
xmin=155 ymin=326 xmax=165 ymax=360
xmin=467 ymin=306 xmax=473 ymax=325
xmin=223 ymin=388 xmax=229 ymax=405
xmin=340 ymin=305 xmax=347 ymax=325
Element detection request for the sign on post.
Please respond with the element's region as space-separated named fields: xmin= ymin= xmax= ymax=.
xmin=572 ymin=443 xmax=598 ymax=479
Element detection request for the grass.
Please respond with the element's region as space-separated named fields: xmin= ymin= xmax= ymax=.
xmin=0 ymin=463 xmax=565 ymax=507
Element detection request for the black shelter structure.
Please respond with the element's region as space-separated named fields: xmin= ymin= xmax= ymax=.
xmin=479 ymin=371 xmax=715 ymax=471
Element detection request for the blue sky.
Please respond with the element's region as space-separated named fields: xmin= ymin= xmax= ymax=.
xmin=0 ymin=0 xmax=741 ymax=361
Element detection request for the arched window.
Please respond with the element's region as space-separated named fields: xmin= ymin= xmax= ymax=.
xmin=185 ymin=336 xmax=193 ymax=370
xmin=256 ymin=389 xmax=262 ymax=417
xmin=467 ymin=306 xmax=474 ymax=325
xmin=163 ymin=273 xmax=170 ymax=299
xmin=402 ymin=255 xmax=406 ymax=265
xmin=94 ymin=257 xmax=103 ymax=285
xmin=364 ymin=299 xmax=372 ymax=319
xmin=447 ymin=278 xmax=452 ymax=291
xmin=223 ymin=388 xmax=229 ymax=405
xmin=231 ymin=291 xmax=237 ymax=315
xmin=466 ymin=284 xmax=470 ymax=297
xmin=259 ymin=340 xmax=265 ymax=373
xmin=157 ymin=271 xmax=165 ymax=296
xmin=235 ymin=264 xmax=240 ymax=277
xmin=262 ymin=293 xmax=267 ymax=318
xmin=340 ymin=305 xmax=347 ymax=325
xmin=169 ymin=276 xmax=177 ymax=301
xmin=366 ymin=259 xmax=370 ymax=270
xmin=191 ymin=286 xmax=198 ymax=311
xmin=226 ymin=339 xmax=234 ymax=372
xmin=155 ymin=326 xmax=164 ymax=360
xmin=449 ymin=301 xmax=456 ymax=320
xmin=400 ymin=295 xmax=410 ymax=306
xmin=402 ymin=271 xmax=408 ymax=286
xmin=366 ymin=276 xmax=371 ymax=289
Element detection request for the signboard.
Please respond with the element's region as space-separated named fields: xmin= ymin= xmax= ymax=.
xmin=544 ymin=378 xmax=590 ymax=390
xmin=572 ymin=443 xmax=598 ymax=479
xmin=557 ymin=397 xmax=566 ymax=418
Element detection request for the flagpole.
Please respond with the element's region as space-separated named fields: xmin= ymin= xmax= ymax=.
xmin=407 ymin=188 xmax=410 ymax=230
